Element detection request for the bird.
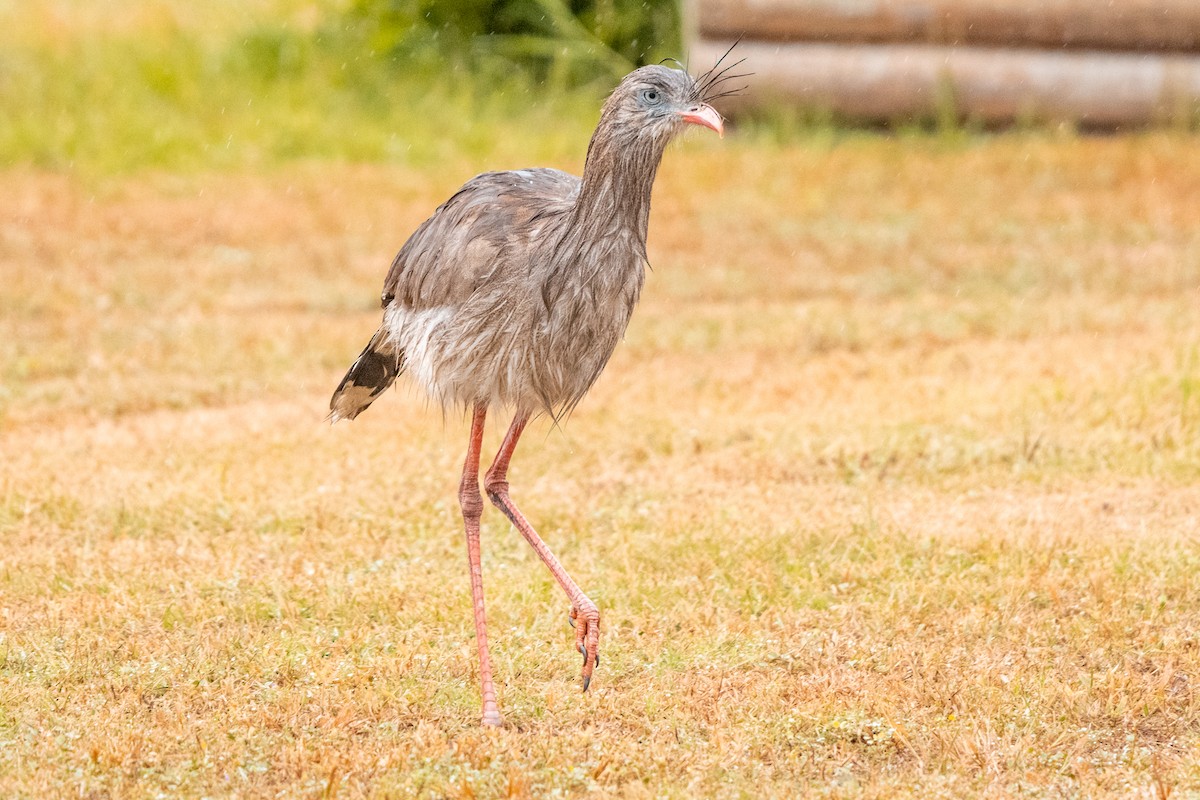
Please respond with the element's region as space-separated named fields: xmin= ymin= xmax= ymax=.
xmin=329 ymin=56 xmax=741 ymax=727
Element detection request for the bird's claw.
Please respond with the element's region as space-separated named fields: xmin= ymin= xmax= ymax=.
xmin=569 ymin=601 xmax=601 ymax=693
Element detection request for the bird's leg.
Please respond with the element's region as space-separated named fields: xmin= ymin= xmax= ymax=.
xmin=460 ymin=403 xmax=503 ymax=727
xmin=484 ymin=413 xmax=601 ymax=692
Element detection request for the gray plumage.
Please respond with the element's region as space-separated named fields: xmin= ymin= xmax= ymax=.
xmin=328 ymin=57 xmax=739 ymax=724
xmin=330 ymin=64 xmax=727 ymax=422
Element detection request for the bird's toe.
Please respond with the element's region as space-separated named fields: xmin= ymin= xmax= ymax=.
xmin=571 ymin=600 xmax=601 ymax=692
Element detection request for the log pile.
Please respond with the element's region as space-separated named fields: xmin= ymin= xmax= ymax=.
xmin=688 ymin=0 xmax=1200 ymax=125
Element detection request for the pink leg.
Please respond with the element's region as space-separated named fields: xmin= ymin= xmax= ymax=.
xmin=484 ymin=412 xmax=601 ymax=691
xmin=459 ymin=403 xmax=503 ymax=726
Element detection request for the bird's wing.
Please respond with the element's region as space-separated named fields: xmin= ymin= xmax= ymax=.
xmin=381 ymin=168 xmax=580 ymax=310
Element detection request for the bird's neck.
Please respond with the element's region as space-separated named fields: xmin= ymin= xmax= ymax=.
xmin=572 ymin=122 xmax=667 ymax=245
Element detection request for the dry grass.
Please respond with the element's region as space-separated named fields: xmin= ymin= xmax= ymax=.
xmin=2 ymin=133 xmax=1200 ymax=798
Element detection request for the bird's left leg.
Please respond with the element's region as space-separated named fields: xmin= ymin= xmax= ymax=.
xmin=460 ymin=403 xmax=504 ymax=727
xmin=484 ymin=412 xmax=601 ymax=691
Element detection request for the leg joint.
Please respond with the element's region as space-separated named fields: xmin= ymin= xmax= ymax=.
xmin=483 ymin=475 xmax=509 ymax=500
xmin=459 ymin=481 xmax=484 ymax=521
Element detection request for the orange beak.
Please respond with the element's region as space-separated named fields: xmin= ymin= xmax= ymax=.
xmin=678 ymin=104 xmax=724 ymax=138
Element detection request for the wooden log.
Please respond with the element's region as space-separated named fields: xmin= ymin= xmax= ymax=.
xmin=692 ymin=39 xmax=1200 ymax=125
xmin=693 ymin=0 xmax=1200 ymax=54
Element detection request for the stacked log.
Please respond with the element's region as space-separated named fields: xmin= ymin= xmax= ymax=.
xmin=688 ymin=0 xmax=1200 ymax=125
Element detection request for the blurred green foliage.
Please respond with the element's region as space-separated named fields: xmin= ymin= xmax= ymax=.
xmin=343 ymin=0 xmax=680 ymax=86
xmin=0 ymin=0 xmax=681 ymax=173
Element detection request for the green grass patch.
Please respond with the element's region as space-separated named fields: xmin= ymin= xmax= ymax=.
xmin=0 ymin=2 xmax=613 ymax=174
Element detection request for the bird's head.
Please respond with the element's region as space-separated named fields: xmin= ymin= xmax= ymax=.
xmin=600 ymin=64 xmax=729 ymax=145
xmin=576 ymin=51 xmax=745 ymax=220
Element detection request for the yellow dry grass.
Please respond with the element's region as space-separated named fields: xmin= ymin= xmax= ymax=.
xmin=2 ymin=133 xmax=1200 ymax=798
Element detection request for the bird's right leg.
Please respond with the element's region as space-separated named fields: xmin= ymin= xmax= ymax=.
xmin=484 ymin=412 xmax=601 ymax=692
xmin=460 ymin=403 xmax=503 ymax=727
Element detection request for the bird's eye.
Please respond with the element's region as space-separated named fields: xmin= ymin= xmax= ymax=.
xmin=641 ymin=88 xmax=661 ymax=105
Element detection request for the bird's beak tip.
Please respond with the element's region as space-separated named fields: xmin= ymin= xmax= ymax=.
xmin=679 ymin=104 xmax=724 ymax=138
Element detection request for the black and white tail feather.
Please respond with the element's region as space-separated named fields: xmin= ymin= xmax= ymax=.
xmin=328 ymin=329 xmax=405 ymax=422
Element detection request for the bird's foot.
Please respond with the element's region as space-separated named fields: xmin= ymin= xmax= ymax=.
xmin=481 ymin=707 xmax=504 ymax=728
xmin=569 ymin=599 xmax=601 ymax=692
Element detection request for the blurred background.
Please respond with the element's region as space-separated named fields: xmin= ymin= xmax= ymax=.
xmin=3 ymin=0 xmax=1200 ymax=175
xmin=0 ymin=0 xmax=686 ymax=173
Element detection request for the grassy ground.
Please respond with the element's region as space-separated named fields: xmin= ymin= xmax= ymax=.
xmin=3 ymin=129 xmax=1200 ymax=797
xmin=0 ymin=0 xmax=608 ymax=174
